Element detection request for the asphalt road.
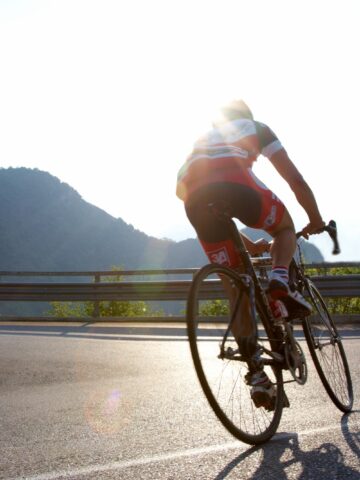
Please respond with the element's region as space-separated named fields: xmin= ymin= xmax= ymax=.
xmin=0 ymin=322 xmax=359 ymax=480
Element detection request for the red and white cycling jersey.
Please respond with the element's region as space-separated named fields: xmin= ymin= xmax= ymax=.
xmin=176 ymin=118 xmax=284 ymax=203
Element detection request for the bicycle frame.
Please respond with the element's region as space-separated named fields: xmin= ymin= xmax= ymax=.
xmin=225 ymin=216 xmax=285 ymax=355
xmin=206 ymin=205 xmax=343 ymax=366
xmin=186 ymin=214 xmax=351 ymax=445
xmin=219 ymin=214 xmax=341 ymax=372
xmin=227 ymin=217 xmax=274 ymax=322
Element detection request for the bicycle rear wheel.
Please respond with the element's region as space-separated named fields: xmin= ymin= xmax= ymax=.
xmin=187 ymin=263 xmax=284 ymax=445
xmin=302 ymin=280 xmax=353 ymax=413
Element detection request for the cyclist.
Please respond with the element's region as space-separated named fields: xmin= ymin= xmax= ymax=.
xmin=176 ymin=99 xmax=325 ymax=409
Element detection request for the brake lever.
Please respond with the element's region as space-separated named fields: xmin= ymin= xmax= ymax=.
xmin=324 ymin=220 xmax=340 ymax=255
xmin=296 ymin=220 xmax=340 ymax=255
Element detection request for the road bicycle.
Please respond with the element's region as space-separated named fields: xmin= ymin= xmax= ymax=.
xmin=186 ymin=208 xmax=354 ymax=445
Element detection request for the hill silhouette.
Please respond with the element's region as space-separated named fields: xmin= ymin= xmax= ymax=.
xmin=0 ymin=167 xmax=207 ymax=270
xmin=0 ymin=167 xmax=323 ymax=271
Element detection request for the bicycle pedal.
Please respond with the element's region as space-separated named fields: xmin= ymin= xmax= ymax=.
xmin=269 ymin=351 xmax=284 ymax=363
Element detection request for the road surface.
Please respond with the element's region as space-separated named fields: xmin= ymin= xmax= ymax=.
xmin=0 ymin=322 xmax=359 ymax=479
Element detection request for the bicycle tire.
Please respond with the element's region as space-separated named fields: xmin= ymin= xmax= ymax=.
xmin=302 ymin=280 xmax=353 ymax=413
xmin=187 ymin=263 xmax=284 ymax=445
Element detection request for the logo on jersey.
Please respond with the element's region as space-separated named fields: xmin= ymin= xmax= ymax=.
xmin=208 ymin=247 xmax=231 ymax=266
xmin=264 ymin=205 xmax=277 ymax=227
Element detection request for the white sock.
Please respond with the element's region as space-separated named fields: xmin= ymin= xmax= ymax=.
xmin=270 ymin=266 xmax=289 ymax=285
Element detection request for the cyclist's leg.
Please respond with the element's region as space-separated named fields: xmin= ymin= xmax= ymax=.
xmin=232 ymin=169 xmax=312 ymax=316
xmin=186 ymin=187 xmax=275 ymax=408
xmin=268 ymin=208 xmax=296 ymax=268
xmin=219 ymin=267 xmax=254 ymax=338
xmin=261 ymin=199 xmax=312 ymax=314
xmin=185 ymin=184 xmax=258 ymax=345
xmin=186 ymin=183 xmax=275 ymax=373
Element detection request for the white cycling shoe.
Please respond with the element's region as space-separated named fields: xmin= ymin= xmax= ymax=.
xmin=249 ymin=371 xmax=277 ymax=411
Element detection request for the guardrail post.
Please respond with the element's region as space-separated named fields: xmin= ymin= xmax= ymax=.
xmin=93 ymin=274 xmax=100 ymax=318
xmin=193 ymin=271 xmax=200 ymax=315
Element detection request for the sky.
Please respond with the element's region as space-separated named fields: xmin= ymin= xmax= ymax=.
xmin=0 ymin=0 xmax=359 ymax=261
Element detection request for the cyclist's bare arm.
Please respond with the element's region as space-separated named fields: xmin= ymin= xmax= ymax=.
xmin=268 ymin=149 xmax=325 ymax=236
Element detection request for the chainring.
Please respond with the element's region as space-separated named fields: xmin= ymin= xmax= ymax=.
xmin=284 ymin=339 xmax=308 ymax=385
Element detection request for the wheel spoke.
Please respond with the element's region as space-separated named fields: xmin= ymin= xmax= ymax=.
xmin=187 ymin=263 xmax=284 ymax=444
xmin=303 ymin=281 xmax=353 ymax=412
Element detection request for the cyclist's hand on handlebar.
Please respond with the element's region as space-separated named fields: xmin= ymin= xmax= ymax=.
xmin=297 ymin=219 xmax=340 ymax=254
xmin=300 ymin=220 xmax=326 ymax=239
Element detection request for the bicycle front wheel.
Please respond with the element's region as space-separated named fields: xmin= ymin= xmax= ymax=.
xmin=187 ymin=263 xmax=284 ymax=445
xmin=302 ymin=280 xmax=353 ymax=413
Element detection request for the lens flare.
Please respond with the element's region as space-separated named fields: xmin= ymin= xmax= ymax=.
xmin=84 ymin=388 xmax=130 ymax=435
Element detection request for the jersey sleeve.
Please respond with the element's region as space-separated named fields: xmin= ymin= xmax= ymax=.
xmin=255 ymin=121 xmax=284 ymax=159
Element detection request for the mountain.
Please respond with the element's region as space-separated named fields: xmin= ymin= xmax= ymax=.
xmin=0 ymin=167 xmax=323 ymax=271
xmin=0 ymin=167 xmax=207 ymax=270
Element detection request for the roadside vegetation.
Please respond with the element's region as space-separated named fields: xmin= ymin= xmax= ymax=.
xmin=198 ymin=265 xmax=360 ymax=316
xmin=47 ymin=267 xmax=164 ymax=318
xmin=47 ymin=265 xmax=359 ymax=318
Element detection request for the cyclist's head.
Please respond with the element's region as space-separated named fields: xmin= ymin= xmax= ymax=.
xmin=220 ymin=99 xmax=254 ymax=121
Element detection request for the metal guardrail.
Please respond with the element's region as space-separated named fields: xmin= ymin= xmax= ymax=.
xmin=309 ymin=275 xmax=360 ymax=298
xmin=0 ymin=261 xmax=358 ymax=279
xmin=0 ymin=263 xmax=358 ymax=320
xmin=0 ymin=276 xmax=359 ymax=302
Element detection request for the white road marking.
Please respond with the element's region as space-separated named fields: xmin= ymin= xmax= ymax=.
xmin=9 ymin=424 xmax=347 ymax=480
